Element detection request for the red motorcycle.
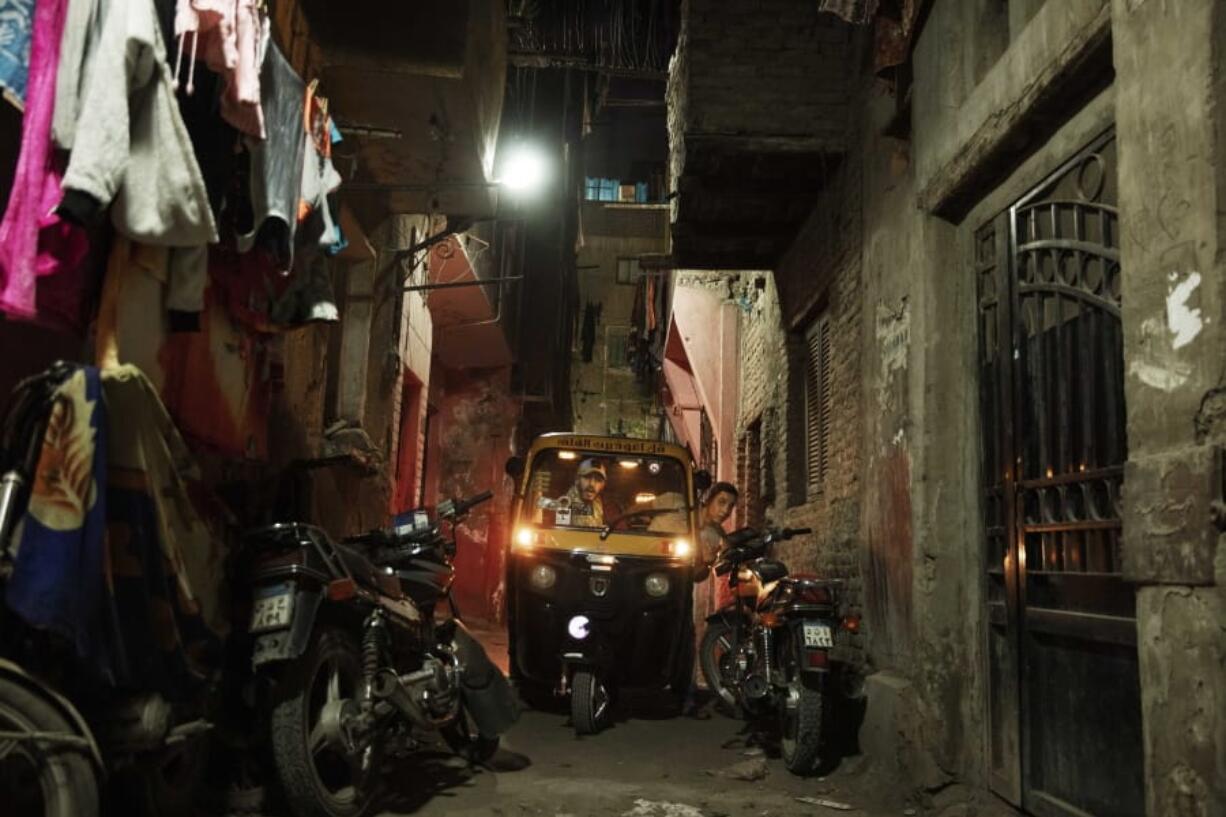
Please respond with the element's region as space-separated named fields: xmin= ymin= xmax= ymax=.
xmin=698 ymin=526 xmax=860 ymax=774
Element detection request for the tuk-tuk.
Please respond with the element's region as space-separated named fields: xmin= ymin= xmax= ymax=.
xmin=504 ymin=433 xmax=711 ymax=734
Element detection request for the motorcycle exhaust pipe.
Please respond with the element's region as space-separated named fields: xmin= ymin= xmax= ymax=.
xmin=0 ymin=470 xmax=25 ymax=558
xmin=369 ymin=667 xmax=437 ymax=728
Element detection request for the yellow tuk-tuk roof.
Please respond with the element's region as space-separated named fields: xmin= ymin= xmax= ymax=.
xmin=526 ymin=433 xmax=694 ymax=464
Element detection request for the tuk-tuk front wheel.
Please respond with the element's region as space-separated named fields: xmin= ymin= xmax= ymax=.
xmin=570 ymin=670 xmax=609 ymax=735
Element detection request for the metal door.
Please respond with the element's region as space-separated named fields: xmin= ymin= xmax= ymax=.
xmin=976 ymin=130 xmax=1144 ymax=817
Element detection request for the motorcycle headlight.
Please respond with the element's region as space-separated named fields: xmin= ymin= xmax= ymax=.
xmin=644 ymin=573 xmax=670 ymax=598
xmin=529 ymin=564 xmax=557 ymax=590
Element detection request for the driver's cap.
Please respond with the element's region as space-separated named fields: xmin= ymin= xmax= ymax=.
xmin=577 ymin=458 xmax=607 ymax=480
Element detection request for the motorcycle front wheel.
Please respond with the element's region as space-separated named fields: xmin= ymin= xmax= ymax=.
xmin=270 ymin=628 xmax=373 ymax=817
xmin=698 ymin=620 xmax=741 ymax=715
xmin=0 ymin=676 xmax=99 ymax=817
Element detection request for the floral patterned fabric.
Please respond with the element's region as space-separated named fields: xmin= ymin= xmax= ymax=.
xmin=0 ymin=0 xmax=33 ymax=105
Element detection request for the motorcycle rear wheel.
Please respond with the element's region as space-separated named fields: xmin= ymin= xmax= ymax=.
xmin=270 ymin=628 xmax=373 ymax=817
xmin=0 ymin=676 xmax=98 ymax=817
xmin=778 ymin=641 xmax=823 ymax=775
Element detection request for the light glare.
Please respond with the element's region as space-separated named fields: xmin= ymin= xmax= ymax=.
xmin=499 ymin=144 xmax=549 ymax=195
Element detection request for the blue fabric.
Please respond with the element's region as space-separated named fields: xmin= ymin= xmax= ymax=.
xmin=0 ymin=0 xmax=34 ymax=105
xmin=5 ymin=366 xmax=114 ymax=677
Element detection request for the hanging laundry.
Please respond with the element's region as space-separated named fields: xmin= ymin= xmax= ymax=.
xmin=172 ymin=0 xmax=265 ymax=138
xmin=297 ymin=81 xmax=342 ymax=251
xmin=52 ymin=0 xmax=106 ymax=149
xmin=59 ymin=0 xmax=218 ymax=248
xmin=234 ymin=34 xmax=304 ymax=270
xmin=0 ymin=0 xmax=34 ymax=108
xmin=5 ymin=366 xmax=116 ymax=680
xmin=0 ymin=0 xmax=97 ymax=334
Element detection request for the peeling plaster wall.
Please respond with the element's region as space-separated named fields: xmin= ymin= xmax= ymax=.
xmin=1113 ymin=0 xmax=1226 ymax=812
xmin=424 ymin=366 xmax=517 ymax=622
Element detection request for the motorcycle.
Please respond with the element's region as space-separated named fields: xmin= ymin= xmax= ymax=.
xmin=0 ymin=363 xmax=217 ymax=817
xmin=698 ymin=526 xmax=859 ymax=775
xmin=243 ymin=490 xmax=518 ymax=817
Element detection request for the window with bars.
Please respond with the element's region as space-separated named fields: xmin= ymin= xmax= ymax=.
xmin=616 ymin=257 xmax=638 ymax=285
xmin=605 ymin=326 xmax=631 ymax=370
xmin=803 ymin=314 xmax=832 ymax=494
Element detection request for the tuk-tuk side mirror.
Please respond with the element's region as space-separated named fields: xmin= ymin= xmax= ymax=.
xmin=505 ymin=456 xmax=525 ymax=480
xmin=694 ymin=469 xmax=712 ymax=494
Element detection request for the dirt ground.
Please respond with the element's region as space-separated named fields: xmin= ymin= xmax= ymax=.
xmin=362 ymin=625 xmax=1016 ymax=817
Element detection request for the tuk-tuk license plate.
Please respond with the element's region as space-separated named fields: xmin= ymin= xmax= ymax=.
xmin=250 ymin=589 xmax=295 ymax=633
xmin=803 ymin=623 xmax=834 ymax=648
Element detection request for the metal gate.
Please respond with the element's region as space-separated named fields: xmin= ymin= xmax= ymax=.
xmin=976 ymin=130 xmax=1144 ymax=817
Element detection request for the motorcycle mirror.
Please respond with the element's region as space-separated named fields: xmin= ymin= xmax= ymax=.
xmin=505 ymin=455 xmax=525 ymax=479
xmin=693 ymin=469 xmax=712 ymax=493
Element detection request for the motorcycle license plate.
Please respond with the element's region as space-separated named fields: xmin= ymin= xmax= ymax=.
xmin=803 ymin=623 xmax=834 ymax=648
xmin=250 ymin=586 xmax=295 ymax=633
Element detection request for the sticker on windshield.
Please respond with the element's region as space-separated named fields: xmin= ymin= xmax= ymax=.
xmin=556 ymin=508 xmax=572 ymax=526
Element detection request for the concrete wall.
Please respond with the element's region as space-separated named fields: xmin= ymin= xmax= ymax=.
xmin=1113 ymin=1 xmax=1226 ymax=813
xmin=571 ymin=203 xmax=669 ymax=437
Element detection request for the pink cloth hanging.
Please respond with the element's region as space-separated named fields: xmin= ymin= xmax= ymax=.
xmin=0 ymin=0 xmax=92 ymax=334
xmin=174 ymin=0 xmax=265 ymax=138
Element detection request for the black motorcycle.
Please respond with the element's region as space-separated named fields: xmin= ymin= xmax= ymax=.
xmin=242 ymin=490 xmax=518 ymax=817
xmin=698 ymin=526 xmax=858 ymax=775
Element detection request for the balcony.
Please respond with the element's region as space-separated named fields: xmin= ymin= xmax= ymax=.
xmin=667 ymin=0 xmax=855 ymax=269
xmin=293 ymin=0 xmax=507 ymax=219
xmin=427 ymin=233 xmax=512 ymax=370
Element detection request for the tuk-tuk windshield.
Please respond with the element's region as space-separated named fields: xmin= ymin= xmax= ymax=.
xmin=526 ymin=450 xmax=691 ymax=535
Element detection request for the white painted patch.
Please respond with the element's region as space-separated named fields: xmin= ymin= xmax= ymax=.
xmin=1131 ymin=317 xmax=1193 ymax=392
xmin=621 ymin=799 xmax=705 ymax=817
xmin=1166 ymin=271 xmax=1204 ymax=349
xmin=892 ymin=428 xmax=905 ymax=446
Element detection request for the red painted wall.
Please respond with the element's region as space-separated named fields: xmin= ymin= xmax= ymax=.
xmin=422 ymin=365 xmax=518 ymax=622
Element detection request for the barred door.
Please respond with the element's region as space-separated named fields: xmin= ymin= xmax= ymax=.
xmin=976 ymin=130 xmax=1143 ymax=817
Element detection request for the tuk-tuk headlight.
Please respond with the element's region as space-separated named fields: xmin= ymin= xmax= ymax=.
xmin=529 ymin=564 xmax=557 ymax=590
xmin=671 ymin=539 xmax=692 ymax=558
xmin=644 ymin=573 xmax=670 ymax=598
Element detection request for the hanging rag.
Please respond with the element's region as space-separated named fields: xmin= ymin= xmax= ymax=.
xmin=60 ymin=0 xmax=218 ymax=248
xmin=0 ymin=0 xmax=34 ymax=107
xmin=0 ymin=0 xmax=95 ymax=334
xmin=5 ymin=366 xmax=117 ymax=680
xmin=297 ymin=83 xmax=343 ymax=251
xmin=101 ymin=363 xmax=226 ymax=696
xmin=172 ymin=0 xmax=264 ymax=137
xmin=234 ymin=34 xmax=304 ymax=270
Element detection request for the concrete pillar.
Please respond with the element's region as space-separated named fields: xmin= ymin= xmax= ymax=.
xmin=1113 ymin=1 xmax=1226 ymax=813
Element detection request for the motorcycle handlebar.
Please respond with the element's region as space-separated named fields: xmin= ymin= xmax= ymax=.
xmin=455 ymin=489 xmax=494 ymax=516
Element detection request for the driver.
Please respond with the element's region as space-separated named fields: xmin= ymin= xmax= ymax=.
xmin=553 ymin=458 xmax=608 ymax=527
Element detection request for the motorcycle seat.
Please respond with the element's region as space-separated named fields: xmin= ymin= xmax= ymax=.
xmin=336 ymin=543 xmax=379 ymax=583
xmin=751 ymin=559 xmax=789 ymax=584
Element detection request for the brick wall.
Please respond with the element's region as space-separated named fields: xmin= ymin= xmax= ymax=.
xmin=733 ymin=151 xmax=865 ymax=663
xmin=670 ymin=0 xmax=851 ymax=142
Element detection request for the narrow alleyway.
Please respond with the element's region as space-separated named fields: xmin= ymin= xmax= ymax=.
xmin=0 ymin=2 xmax=1223 ymax=817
